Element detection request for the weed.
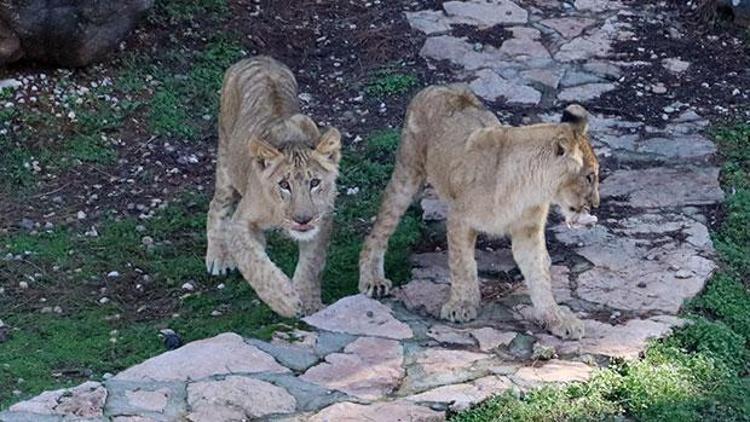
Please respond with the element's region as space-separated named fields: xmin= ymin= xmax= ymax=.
xmin=366 ymin=71 xmax=419 ymax=98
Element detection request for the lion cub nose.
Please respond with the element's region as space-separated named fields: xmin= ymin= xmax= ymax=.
xmin=293 ymin=215 xmax=313 ymax=225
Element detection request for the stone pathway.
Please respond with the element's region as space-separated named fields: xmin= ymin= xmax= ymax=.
xmin=1 ymin=1 xmax=726 ymax=421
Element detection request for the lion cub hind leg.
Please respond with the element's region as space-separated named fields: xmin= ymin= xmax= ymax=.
xmin=206 ymin=165 xmax=239 ymax=276
xmin=440 ymin=214 xmax=481 ymax=323
xmin=359 ymin=131 xmax=424 ymax=298
xmin=510 ymin=219 xmax=584 ymax=339
xmin=292 ymin=215 xmax=333 ymax=314
xmin=229 ymin=218 xmax=304 ymax=318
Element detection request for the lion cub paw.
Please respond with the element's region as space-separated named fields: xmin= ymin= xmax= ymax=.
xmin=544 ymin=306 xmax=584 ymax=340
xmin=440 ymin=300 xmax=478 ymax=323
xmin=359 ymin=277 xmax=392 ymax=298
xmin=205 ymin=242 xmax=236 ymax=276
xmin=269 ymin=296 xmax=305 ymax=319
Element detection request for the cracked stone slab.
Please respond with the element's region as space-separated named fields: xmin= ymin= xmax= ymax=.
xmin=406 ymin=375 xmax=514 ymax=411
xmin=393 ymin=279 xmax=450 ymax=318
xmin=309 ymin=401 xmax=445 ymax=422
xmin=253 ymin=373 xmax=349 ymax=412
xmin=420 ymin=35 xmax=509 ymax=71
xmin=521 ymin=68 xmax=563 ymax=89
xmin=427 ymin=324 xmax=477 ymax=346
xmin=105 ymin=380 xmax=186 ymax=422
xmin=470 ymin=327 xmax=518 ymax=352
xmin=443 ymin=0 xmax=529 ymax=28
xmin=511 ymin=360 xmax=593 ymax=389
xmin=601 ymin=167 xmax=724 ymax=208
xmin=662 ymin=57 xmax=690 ymax=73
xmin=499 ymin=27 xmax=550 ymax=60
xmin=402 ymin=347 xmax=493 ymax=393
xmin=470 ymin=69 xmax=542 ymax=104
xmin=246 ymin=338 xmax=319 ymax=372
xmin=8 ymin=381 xmax=107 ymax=418
xmin=304 ymin=294 xmax=413 ymax=339
xmin=540 ymin=17 xmax=596 ymax=38
xmin=113 ymin=333 xmax=288 ymax=382
xmin=537 ymin=315 xmax=687 ymax=359
xmin=186 ymin=376 xmax=296 ymax=421
xmin=558 ymin=82 xmax=615 ymax=101
xmin=300 ymin=336 xmax=404 ymax=400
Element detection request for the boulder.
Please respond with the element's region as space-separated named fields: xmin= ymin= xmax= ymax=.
xmin=0 ymin=0 xmax=153 ymax=67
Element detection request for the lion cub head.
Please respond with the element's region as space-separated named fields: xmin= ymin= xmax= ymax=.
xmin=250 ymin=114 xmax=342 ymax=241
xmin=553 ymin=105 xmax=600 ymax=226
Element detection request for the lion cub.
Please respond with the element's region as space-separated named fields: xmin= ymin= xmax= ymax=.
xmin=359 ymin=84 xmax=599 ymax=339
xmin=206 ymin=56 xmax=342 ymax=317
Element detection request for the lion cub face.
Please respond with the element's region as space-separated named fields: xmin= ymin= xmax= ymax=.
xmin=553 ymin=105 xmax=600 ymax=225
xmin=251 ymin=114 xmax=342 ymax=241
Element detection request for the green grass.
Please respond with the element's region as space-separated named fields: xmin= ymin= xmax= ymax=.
xmin=366 ymin=70 xmax=419 ymax=98
xmin=0 ymin=128 xmax=423 ymax=408
xmin=453 ymin=123 xmax=750 ymax=421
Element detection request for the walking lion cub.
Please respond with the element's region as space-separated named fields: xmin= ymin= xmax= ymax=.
xmin=359 ymin=84 xmax=599 ymax=339
xmin=206 ymin=56 xmax=342 ymax=317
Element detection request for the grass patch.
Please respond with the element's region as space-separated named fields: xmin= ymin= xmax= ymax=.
xmin=453 ymin=123 xmax=750 ymax=421
xmin=366 ymin=70 xmax=419 ymax=98
xmin=0 ymin=128 xmax=423 ymax=408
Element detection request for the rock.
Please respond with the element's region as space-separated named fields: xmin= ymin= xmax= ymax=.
xmin=427 ymin=325 xmax=476 ymax=346
xmin=421 ymin=187 xmax=450 ymax=221
xmin=471 ymin=327 xmax=517 ymax=352
xmin=651 ymin=82 xmax=667 ymax=94
xmin=470 ymin=69 xmax=541 ymax=104
xmin=159 ymin=329 xmax=183 ymax=350
xmin=537 ymin=316 xmax=686 ymax=359
xmin=301 ymin=337 xmax=404 ymax=400
xmin=574 ymin=0 xmax=623 ymax=12
xmin=511 ymin=360 xmax=593 ymax=388
xmin=114 ymin=333 xmax=288 ymax=381
xmin=601 ymin=167 xmax=724 ymax=208
xmin=442 ymin=0 xmax=529 ymax=28
xmin=0 ymin=79 xmax=22 ymax=92
xmin=9 ymin=381 xmax=107 ymax=417
xmin=402 ymin=348 xmax=491 ymax=393
xmin=247 ymin=338 xmax=319 ymax=372
xmin=420 ymin=35 xmax=510 ymax=71
xmin=406 ymin=10 xmax=453 ymax=35
xmin=181 ymin=282 xmax=194 ymax=291
xmin=393 ymin=279 xmax=451 ymax=318
xmin=406 ymin=375 xmax=514 ymax=411
xmin=520 ymin=68 xmax=563 ymax=89
xmin=499 ymin=27 xmax=550 ymax=60
xmin=124 ymin=388 xmax=170 ymax=413
xmin=540 ymin=17 xmax=596 ymax=38
xmin=662 ymin=57 xmax=690 ymax=73
xmin=508 ymin=333 xmax=536 ymax=359
xmin=0 ymin=319 xmax=9 ymax=343
xmin=583 ymin=60 xmax=622 ymax=78
xmin=560 ymin=70 xmax=603 ymax=88
xmin=558 ymin=82 xmax=615 ymax=102
xmin=531 ymin=343 xmax=556 ymax=360
xmin=637 ymin=135 xmax=716 ymax=160
xmin=187 ymin=376 xmax=296 ymax=421
xmin=0 ymin=0 xmax=154 ymax=66
xmin=310 ymin=401 xmax=444 ymax=422
xmin=303 ymin=294 xmax=413 ymax=339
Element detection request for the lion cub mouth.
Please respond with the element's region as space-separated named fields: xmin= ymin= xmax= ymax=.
xmin=291 ymin=224 xmax=315 ymax=233
xmin=565 ymin=210 xmax=598 ymax=229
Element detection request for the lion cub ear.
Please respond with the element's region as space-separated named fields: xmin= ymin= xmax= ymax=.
xmin=249 ymin=139 xmax=281 ymax=170
xmin=315 ymin=128 xmax=342 ymax=166
xmin=561 ymin=104 xmax=589 ymax=135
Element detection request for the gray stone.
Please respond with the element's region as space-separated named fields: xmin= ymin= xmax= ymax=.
xmin=186 ymin=376 xmax=296 ymax=421
xmin=601 ymin=167 xmax=724 ymax=208
xmin=555 ymin=29 xmax=613 ymax=62
xmin=393 ymin=279 xmax=451 ymax=318
xmin=520 ymin=68 xmax=563 ymax=89
xmin=104 ymin=380 xmax=186 ymax=422
xmin=0 ymin=78 xmax=22 ymax=91
xmin=421 ymin=187 xmax=450 ymax=221
xmin=420 ymin=35 xmax=507 ymax=71
xmin=301 ymin=337 xmax=404 ymax=400
xmin=558 ymin=82 xmax=615 ymax=102
xmin=511 ymin=360 xmax=593 ymax=389
xmin=470 ymin=69 xmax=541 ymax=104
xmin=662 ymin=57 xmax=690 ymax=73
xmin=560 ymin=70 xmax=603 ymax=88
xmin=540 ymin=16 xmax=596 ymax=38
xmin=246 ymin=338 xmax=319 ymax=372
xmin=499 ymin=27 xmax=550 ymax=61
xmin=303 ymin=295 xmax=413 ymax=339
xmin=402 ymin=347 xmax=492 ymax=393
xmin=638 ymin=135 xmax=716 ymax=160
xmin=253 ymin=373 xmax=349 ymax=413
xmin=583 ymin=60 xmax=622 ymax=78
xmin=470 ymin=328 xmax=517 ymax=352
xmin=443 ymin=0 xmax=529 ymax=28
xmin=114 ymin=333 xmax=289 ymax=382
xmin=406 ymin=10 xmax=453 ymax=35
xmin=427 ymin=325 xmax=477 ymax=346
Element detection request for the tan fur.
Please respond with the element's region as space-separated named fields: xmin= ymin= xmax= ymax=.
xmin=206 ymin=56 xmax=342 ymax=317
xmin=359 ymin=84 xmax=599 ymax=339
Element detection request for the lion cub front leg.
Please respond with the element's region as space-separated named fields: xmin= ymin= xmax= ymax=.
xmin=229 ymin=219 xmax=303 ymax=318
xmin=206 ymin=166 xmax=239 ymax=275
xmin=292 ymin=215 xmax=333 ymax=314
xmin=510 ymin=223 xmax=584 ymax=339
xmin=440 ymin=214 xmax=481 ymax=323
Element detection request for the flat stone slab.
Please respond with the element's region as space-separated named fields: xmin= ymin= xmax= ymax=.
xmin=470 ymin=69 xmax=542 ymax=104
xmin=406 ymin=375 xmax=514 ymax=411
xmin=541 ymin=17 xmax=596 ymax=38
xmin=300 ymin=337 xmax=404 ymax=400
xmin=511 ymin=360 xmax=593 ymax=389
xmin=8 ymin=381 xmax=107 ymax=418
xmin=187 ymin=376 xmax=296 ymax=421
xmin=558 ymin=82 xmax=616 ymax=101
xmin=309 ymin=401 xmax=445 ymax=422
xmin=303 ymin=294 xmax=413 ymax=339
xmin=402 ymin=348 xmax=492 ymax=393
xmin=114 ymin=333 xmax=288 ymax=382
xmin=601 ymin=167 xmax=724 ymax=208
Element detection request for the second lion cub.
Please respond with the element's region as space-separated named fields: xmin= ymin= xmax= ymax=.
xmin=206 ymin=56 xmax=342 ymax=318
xmin=359 ymin=84 xmax=599 ymax=339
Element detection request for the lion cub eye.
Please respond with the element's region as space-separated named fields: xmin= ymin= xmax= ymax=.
xmin=279 ymin=180 xmax=291 ymax=191
xmin=310 ymin=178 xmax=321 ymax=189
xmin=586 ymin=173 xmax=596 ymax=184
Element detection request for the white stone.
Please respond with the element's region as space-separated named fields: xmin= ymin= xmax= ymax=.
xmin=303 ymin=294 xmax=413 ymax=339
xmin=114 ymin=333 xmax=288 ymax=381
xmin=540 ymin=17 xmax=596 ymax=38
xmin=512 ymin=360 xmax=593 ymax=388
xmin=601 ymin=167 xmax=724 ymax=208
xmin=470 ymin=69 xmax=541 ymax=104
xmin=9 ymin=381 xmax=107 ymax=417
xmin=558 ymin=83 xmax=615 ymax=102
xmin=662 ymin=58 xmax=690 ymax=73
xmin=406 ymin=375 xmax=514 ymax=411
xmin=125 ymin=388 xmax=170 ymax=413
xmin=470 ymin=327 xmax=517 ymax=352
xmin=310 ymin=401 xmax=444 ymax=422
xmin=187 ymin=376 xmax=296 ymax=421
